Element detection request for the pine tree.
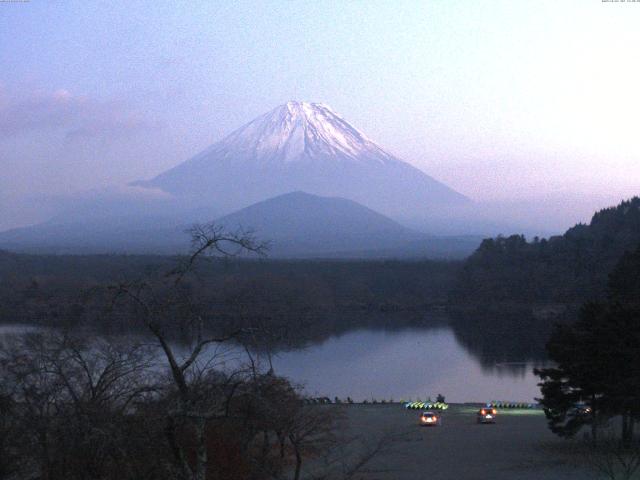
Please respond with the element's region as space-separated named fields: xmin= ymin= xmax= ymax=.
xmin=536 ymin=245 xmax=640 ymax=445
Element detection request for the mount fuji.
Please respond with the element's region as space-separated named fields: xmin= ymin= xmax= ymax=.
xmin=134 ymin=101 xmax=469 ymax=219
xmin=0 ymin=102 xmax=486 ymax=257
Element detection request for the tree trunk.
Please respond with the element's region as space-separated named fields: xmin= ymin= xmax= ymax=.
xmin=621 ymin=413 xmax=634 ymax=448
xmin=278 ymin=432 xmax=285 ymax=459
xmin=261 ymin=430 xmax=270 ymax=460
xmin=590 ymin=396 xmax=598 ymax=443
xmin=194 ymin=417 xmax=208 ymax=480
xmin=39 ymin=427 xmax=52 ymax=480
xmin=290 ymin=435 xmax=302 ymax=480
xmin=165 ymin=415 xmax=191 ymax=479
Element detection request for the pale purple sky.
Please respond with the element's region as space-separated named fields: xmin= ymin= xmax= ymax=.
xmin=1 ymin=1 xmax=639 ymax=231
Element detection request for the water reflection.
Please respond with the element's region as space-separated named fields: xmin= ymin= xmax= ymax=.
xmin=0 ymin=314 xmax=549 ymax=404
xmin=448 ymin=308 xmax=550 ymax=369
xmin=268 ymin=327 xmax=544 ymax=403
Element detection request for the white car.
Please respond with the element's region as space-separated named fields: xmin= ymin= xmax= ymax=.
xmin=419 ymin=411 xmax=441 ymax=426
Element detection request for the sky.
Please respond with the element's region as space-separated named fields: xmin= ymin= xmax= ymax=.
xmin=1 ymin=0 xmax=639 ymax=231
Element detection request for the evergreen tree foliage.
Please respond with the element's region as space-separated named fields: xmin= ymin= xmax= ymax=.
xmin=453 ymin=197 xmax=640 ymax=305
xmin=536 ymin=245 xmax=640 ymax=444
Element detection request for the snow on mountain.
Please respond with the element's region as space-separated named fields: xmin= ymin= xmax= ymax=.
xmin=134 ymin=101 xmax=469 ymax=220
xmin=208 ymin=101 xmax=392 ymax=164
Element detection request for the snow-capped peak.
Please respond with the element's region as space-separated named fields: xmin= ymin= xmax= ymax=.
xmin=210 ymin=101 xmax=394 ymax=164
xmin=137 ymin=101 xmax=469 ymax=220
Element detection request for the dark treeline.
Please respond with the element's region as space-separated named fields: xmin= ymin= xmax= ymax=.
xmin=452 ymin=197 xmax=640 ymax=306
xmin=0 ymin=250 xmax=458 ymax=340
xmin=0 ymin=251 xmax=460 ymax=316
xmin=437 ymin=197 xmax=640 ymax=369
xmin=447 ymin=197 xmax=640 ymax=362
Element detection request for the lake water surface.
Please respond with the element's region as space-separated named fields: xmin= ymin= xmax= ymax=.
xmin=268 ymin=327 xmax=543 ymax=403
xmin=0 ymin=323 xmax=543 ymax=404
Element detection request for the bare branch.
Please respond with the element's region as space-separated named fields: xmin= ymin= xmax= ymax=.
xmin=168 ymin=223 xmax=269 ymax=284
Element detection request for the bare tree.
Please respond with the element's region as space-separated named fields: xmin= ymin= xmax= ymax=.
xmin=584 ymin=435 xmax=640 ymax=480
xmin=0 ymin=388 xmax=19 ymax=479
xmin=285 ymin=405 xmax=338 ymax=480
xmin=110 ymin=223 xmax=267 ymax=480
xmin=0 ymin=331 xmax=160 ymax=480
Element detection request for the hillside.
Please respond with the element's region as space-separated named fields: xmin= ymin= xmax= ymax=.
xmin=451 ymin=197 xmax=640 ymax=306
xmin=217 ymin=191 xmax=480 ymax=258
xmin=217 ymin=191 xmax=421 ymax=253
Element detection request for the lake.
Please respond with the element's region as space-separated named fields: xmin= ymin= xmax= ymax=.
xmin=250 ymin=327 xmax=544 ymax=403
xmin=0 ymin=322 xmax=544 ymax=404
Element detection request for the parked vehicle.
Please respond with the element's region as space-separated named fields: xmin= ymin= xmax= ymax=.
xmin=477 ymin=407 xmax=497 ymax=424
xmin=568 ymin=403 xmax=592 ymax=418
xmin=419 ymin=411 xmax=441 ymax=426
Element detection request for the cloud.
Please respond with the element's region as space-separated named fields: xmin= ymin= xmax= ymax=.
xmin=0 ymin=86 xmax=161 ymax=141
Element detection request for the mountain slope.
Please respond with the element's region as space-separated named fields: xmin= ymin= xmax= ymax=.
xmin=135 ymin=102 xmax=469 ymax=219
xmin=217 ymin=191 xmax=422 ymax=256
xmin=0 ymin=215 xmax=191 ymax=255
xmin=452 ymin=196 xmax=640 ymax=305
xmin=0 ymin=192 xmax=481 ymax=258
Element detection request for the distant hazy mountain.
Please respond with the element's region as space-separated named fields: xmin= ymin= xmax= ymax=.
xmin=0 ymin=191 xmax=481 ymax=258
xmin=217 ymin=191 xmax=416 ymax=256
xmin=134 ymin=101 xmax=469 ymax=220
xmin=216 ymin=191 xmax=480 ymax=258
xmin=0 ymin=214 xmax=190 ymax=255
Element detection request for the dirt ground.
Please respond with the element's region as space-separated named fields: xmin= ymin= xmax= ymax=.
xmin=332 ymin=404 xmax=596 ymax=480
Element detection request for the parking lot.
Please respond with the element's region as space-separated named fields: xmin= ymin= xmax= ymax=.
xmin=338 ymin=404 xmax=595 ymax=480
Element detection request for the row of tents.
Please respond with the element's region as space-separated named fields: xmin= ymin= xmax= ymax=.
xmin=404 ymin=402 xmax=449 ymax=410
xmin=404 ymin=401 xmax=540 ymax=410
xmin=486 ymin=402 xmax=539 ymax=409
xmin=301 ymin=399 xmax=539 ymax=409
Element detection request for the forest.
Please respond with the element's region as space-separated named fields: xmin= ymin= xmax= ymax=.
xmin=451 ymin=197 xmax=640 ymax=307
xmin=0 ymin=249 xmax=458 ymax=345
